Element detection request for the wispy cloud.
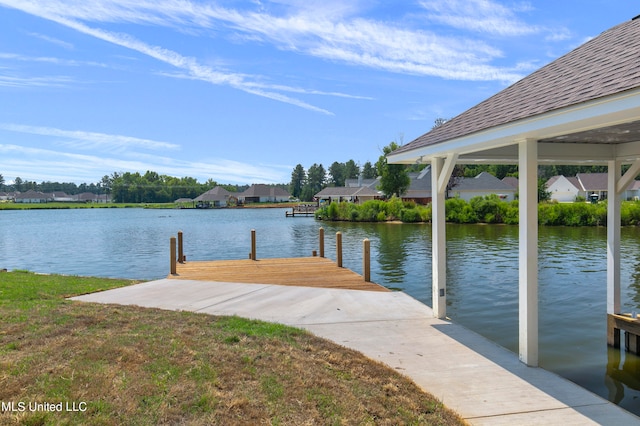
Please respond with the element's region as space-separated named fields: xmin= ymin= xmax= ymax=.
xmin=418 ymin=0 xmax=540 ymax=36
xmin=0 ymin=0 xmax=540 ymax=98
xmin=0 ymin=0 xmax=338 ymax=114
xmin=0 ymin=142 xmax=288 ymax=184
xmin=0 ymin=73 xmax=74 ymax=88
xmin=0 ymin=52 xmax=107 ymax=68
xmin=0 ymin=123 xmax=180 ymax=152
xmin=26 ymin=31 xmax=74 ymax=49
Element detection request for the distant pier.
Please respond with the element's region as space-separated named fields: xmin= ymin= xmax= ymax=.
xmin=285 ymin=204 xmax=318 ymax=217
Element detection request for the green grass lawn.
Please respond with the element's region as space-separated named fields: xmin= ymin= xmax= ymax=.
xmin=0 ymin=271 xmax=465 ymax=425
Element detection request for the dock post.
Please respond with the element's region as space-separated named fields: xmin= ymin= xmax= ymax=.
xmin=363 ymin=238 xmax=370 ymax=282
xmin=177 ymin=231 xmax=184 ymax=263
xmin=170 ymin=236 xmax=177 ymax=275
xmin=251 ymin=229 xmax=256 ymax=260
xmin=336 ymin=232 xmax=343 ymax=267
xmin=319 ymin=227 xmax=325 ymax=258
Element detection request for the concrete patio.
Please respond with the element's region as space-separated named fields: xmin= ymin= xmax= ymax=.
xmin=71 ymin=279 xmax=640 ymax=425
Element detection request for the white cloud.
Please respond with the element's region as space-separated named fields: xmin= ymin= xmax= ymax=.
xmin=0 ymin=52 xmax=108 ymax=68
xmin=418 ymin=0 xmax=540 ymax=36
xmin=0 ymin=142 xmax=288 ymax=184
xmin=0 ymin=73 xmax=75 ymax=88
xmin=0 ymin=0 xmax=533 ymax=92
xmin=0 ymin=123 xmax=180 ymax=152
xmin=26 ymin=31 xmax=74 ymax=49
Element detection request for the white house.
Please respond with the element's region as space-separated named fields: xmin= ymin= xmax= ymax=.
xmin=546 ymin=175 xmax=581 ymax=202
xmin=14 ymin=190 xmax=51 ymax=203
xmin=314 ymin=185 xmax=381 ymax=204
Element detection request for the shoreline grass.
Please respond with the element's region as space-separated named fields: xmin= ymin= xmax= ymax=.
xmin=0 ymin=201 xmax=299 ymax=210
xmin=0 ymin=270 xmax=465 ymax=425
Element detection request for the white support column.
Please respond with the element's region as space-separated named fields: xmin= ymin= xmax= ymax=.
xmin=431 ymin=157 xmax=448 ymax=318
xmin=518 ymin=139 xmax=538 ymax=367
xmin=607 ymin=160 xmax=622 ymax=315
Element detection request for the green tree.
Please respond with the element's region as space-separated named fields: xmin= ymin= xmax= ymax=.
xmin=0 ymin=173 xmax=4 ymax=190
xmin=376 ymin=142 xmax=410 ymax=198
xmin=538 ymin=177 xmax=551 ymax=202
xmin=344 ymin=160 xmax=359 ymax=180
xmin=301 ymin=163 xmax=326 ymax=201
xmin=307 ymin=163 xmax=326 ymax=192
xmin=289 ymin=164 xmax=306 ymax=199
xmin=328 ymin=161 xmax=346 ymax=187
xmin=361 ymin=162 xmax=376 ymax=179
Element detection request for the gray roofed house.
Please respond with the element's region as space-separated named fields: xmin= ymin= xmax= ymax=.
xmin=14 ymin=190 xmax=51 ymax=203
xmin=239 ymin=184 xmax=290 ymax=203
xmin=194 ymin=186 xmax=236 ymax=207
xmin=546 ymin=173 xmax=640 ymax=202
xmin=451 ymin=172 xmax=517 ymax=202
xmin=502 ymin=176 xmax=519 ymax=189
xmin=345 ymin=178 xmax=378 ymax=188
xmin=545 ymin=175 xmax=581 ymax=202
xmin=314 ymin=185 xmax=381 ymax=204
xmin=576 ymin=173 xmax=608 ymax=200
xmin=404 ymin=168 xmax=432 ymax=204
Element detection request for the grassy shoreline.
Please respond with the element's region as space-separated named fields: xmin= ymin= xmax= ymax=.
xmin=0 ymin=271 xmax=465 ymax=425
xmin=0 ymin=201 xmax=299 ymax=210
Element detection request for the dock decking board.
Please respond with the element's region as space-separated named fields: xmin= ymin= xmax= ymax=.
xmin=168 ymin=257 xmax=389 ymax=292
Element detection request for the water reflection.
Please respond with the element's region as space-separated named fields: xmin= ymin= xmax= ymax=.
xmin=3 ymin=210 xmax=640 ymax=415
xmin=606 ymin=346 xmax=640 ymax=406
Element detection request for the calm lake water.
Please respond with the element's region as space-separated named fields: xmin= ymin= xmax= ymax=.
xmin=1 ymin=207 xmax=640 ymax=415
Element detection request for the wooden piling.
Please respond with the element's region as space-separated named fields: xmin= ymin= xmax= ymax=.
xmin=178 ymin=231 xmax=184 ymax=263
xmin=363 ymin=238 xmax=370 ymax=282
xmin=336 ymin=232 xmax=343 ymax=267
xmin=319 ymin=227 xmax=325 ymax=258
xmin=251 ymin=229 xmax=257 ymax=260
xmin=170 ymin=236 xmax=177 ymax=275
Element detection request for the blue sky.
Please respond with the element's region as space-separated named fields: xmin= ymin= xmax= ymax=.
xmin=0 ymin=1 xmax=636 ymax=186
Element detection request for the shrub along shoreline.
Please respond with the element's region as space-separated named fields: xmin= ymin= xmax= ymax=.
xmin=315 ymin=195 xmax=640 ymax=226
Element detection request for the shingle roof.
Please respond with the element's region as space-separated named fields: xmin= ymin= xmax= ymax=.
xmin=453 ymin=172 xmax=516 ymax=192
xmin=241 ymin=184 xmax=290 ymax=198
xmin=502 ymin=177 xmax=519 ymax=189
xmin=315 ymin=186 xmax=380 ymax=198
xmin=345 ymin=178 xmax=378 ymax=188
xmin=395 ymin=18 xmax=640 ymax=155
xmin=195 ymin=186 xmax=233 ymax=202
xmin=576 ymin=173 xmax=609 ymax=191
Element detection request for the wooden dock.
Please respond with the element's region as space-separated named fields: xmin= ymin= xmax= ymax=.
xmin=285 ymin=204 xmax=318 ymax=217
xmin=168 ymin=257 xmax=389 ymax=292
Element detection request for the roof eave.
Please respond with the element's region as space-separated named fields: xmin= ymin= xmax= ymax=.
xmin=388 ymin=88 xmax=640 ymax=166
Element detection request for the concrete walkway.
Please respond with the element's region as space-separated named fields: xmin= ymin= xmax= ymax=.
xmin=72 ymin=279 xmax=640 ymax=425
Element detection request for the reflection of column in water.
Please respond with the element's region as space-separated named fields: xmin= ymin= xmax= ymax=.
xmin=606 ymin=344 xmax=640 ymax=404
xmin=606 ymin=346 xmax=625 ymax=404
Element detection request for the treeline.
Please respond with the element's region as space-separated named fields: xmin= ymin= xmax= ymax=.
xmin=109 ymin=171 xmax=251 ymax=203
xmin=0 ymin=175 xmax=106 ymax=195
xmin=0 ymin=171 xmax=258 ymax=203
xmin=287 ymin=153 xmax=613 ymax=203
xmin=289 ymin=160 xmax=377 ymax=201
xmin=315 ymin=195 xmax=640 ymax=226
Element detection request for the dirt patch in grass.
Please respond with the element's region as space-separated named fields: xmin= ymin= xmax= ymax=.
xmin=0 ymin=271 xmax=466 ymax=425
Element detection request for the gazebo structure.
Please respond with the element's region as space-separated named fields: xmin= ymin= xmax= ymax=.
xmin=388 ymin=16 xmax=640 ymax=367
